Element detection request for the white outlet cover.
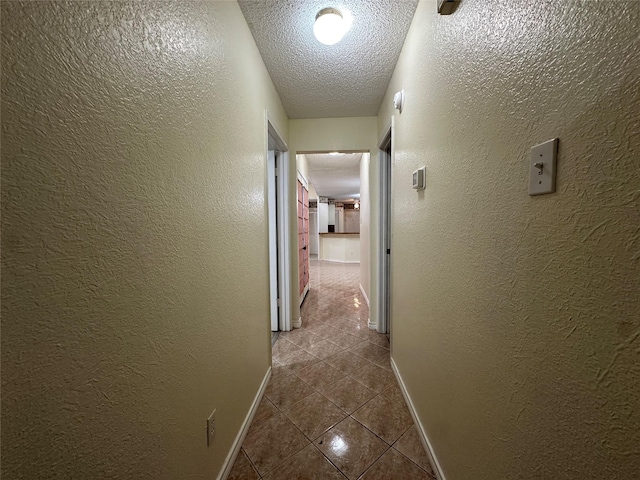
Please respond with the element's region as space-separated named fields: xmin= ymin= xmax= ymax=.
xmin=529 ymin=138 xmax=558 ymax=196
xmin=207 ymin=409 xmax=216 ymax=446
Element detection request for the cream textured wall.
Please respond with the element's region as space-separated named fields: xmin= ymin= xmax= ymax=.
xmin=289 ymin=117 xmax=378 ymax=326
xmin=1 ymin=1 xmax=287 ymax=478
xmin=378 ymin=1 xmax=640 ymax=479
xmin=289 ymin=117 xmax=378 ymax=154
xmin=296 ymin=153 xmax=310 ymax=183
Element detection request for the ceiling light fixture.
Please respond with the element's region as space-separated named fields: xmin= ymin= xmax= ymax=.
xmin=328 ymin=151 xmax=340 ymax=156
xmin=354 ymin=201 xmax=360 ymax=209
xmin=313 ymin=8 xmax=349 ymax=46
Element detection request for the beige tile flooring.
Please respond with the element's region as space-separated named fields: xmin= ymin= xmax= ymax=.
xmin=228 ymin=259 xmax=435 ymax=479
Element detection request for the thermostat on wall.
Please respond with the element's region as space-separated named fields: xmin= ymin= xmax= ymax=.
xmin=412 ymin=167 xmax=426 ymax=190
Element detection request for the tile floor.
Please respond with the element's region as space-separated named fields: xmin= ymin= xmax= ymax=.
xmin=228 ymin=259 xmax=435 ymax=479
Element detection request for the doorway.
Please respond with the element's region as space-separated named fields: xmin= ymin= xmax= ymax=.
xmin=296 ymin=152 xmax=369 ymax=328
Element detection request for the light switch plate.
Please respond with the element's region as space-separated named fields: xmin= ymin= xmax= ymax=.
xmin=529 ymin=138 xmax=558 ymax=196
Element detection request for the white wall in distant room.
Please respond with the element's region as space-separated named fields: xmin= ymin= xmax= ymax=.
xmin=308 ymin=183 xmax=319 ymax=202
xmin=335 ymin=206 xmax=344 ymax=232
xmin=320 ymin=234 xmax=360 ymax=263
xmin=309 ymin=208 xmax=319 ymax=255
xmin=318 ymin=202 xmax=329 ymax=233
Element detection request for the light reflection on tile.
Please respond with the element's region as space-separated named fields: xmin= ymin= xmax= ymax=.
xmin=316 ymin=417 xmax=388 ymax=480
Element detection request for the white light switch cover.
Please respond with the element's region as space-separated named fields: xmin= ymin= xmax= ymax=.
xmin=529 ymin=138 xmax=558 ymax=196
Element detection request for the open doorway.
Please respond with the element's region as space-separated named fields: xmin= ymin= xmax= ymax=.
xmin=299 ymin=152 xmax=363 ymax=260
xmin=296 ymin=152 xmax=369 ymax=321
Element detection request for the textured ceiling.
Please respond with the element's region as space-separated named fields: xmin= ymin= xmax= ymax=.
xmin=306 ymin=153 xmax=362 ymax=199
xmin=238 ymin=0 xmax=419 ymax=118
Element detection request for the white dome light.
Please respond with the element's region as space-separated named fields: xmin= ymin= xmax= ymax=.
xmin=313 ymin=8 xmax=349 ymax=46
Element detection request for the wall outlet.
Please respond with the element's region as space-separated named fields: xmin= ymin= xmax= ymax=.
xmin=207 ymin=409 xmax=216 ymax=446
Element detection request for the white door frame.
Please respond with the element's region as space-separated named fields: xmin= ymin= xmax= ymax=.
xmin=377 ymin=121 xmax=393 ymax=335
xmin=267 ymin=117 xmax=292 ymax=332
xmin=267 ymin=150 xmax=278 ymax=331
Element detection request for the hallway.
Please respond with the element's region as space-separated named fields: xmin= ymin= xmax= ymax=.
xmin=229 ymin=260 xmax=436 ymax=479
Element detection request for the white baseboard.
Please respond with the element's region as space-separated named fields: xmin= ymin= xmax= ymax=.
xmin=359 ymin=283 xmax=370 ymax=307
xmin=217 ymin=367 xmax=272 ymax=480
xmin=367 ymin=318 xmax=377 ymax=330
xmin=390 ymin=358 xmax=446 ymax=480
xmin=321 ymin=258 xmax=360 ymax=264
xmin=292 ymin=316 xmax=302 ymax=329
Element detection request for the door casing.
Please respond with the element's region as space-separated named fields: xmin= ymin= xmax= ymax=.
xmin=378 ymin=122 xmax=393 ymax=335
xmin=267 ymin=118 xmax=291 ymax=332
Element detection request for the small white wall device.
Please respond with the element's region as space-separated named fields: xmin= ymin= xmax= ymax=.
xmin=393 ymin=90 xmax=404 ymax=113
xmin=413 ymin=167 xmax=426 ymax=190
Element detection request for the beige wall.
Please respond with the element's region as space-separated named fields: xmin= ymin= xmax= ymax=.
xmin=296 ymin=153 xmax=310 ymax=183
xmin=289 ymin=117 xmax=378 ymax=154
xmin=308 ymin=183 xmax=319 ymax=202
xmin=379 ymin=1 xmax=640 ymax=479
xmin=1 ymin=2 xmax=287 ymax=478
xmin=289 ymin=117 xmax=378 ymax=326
